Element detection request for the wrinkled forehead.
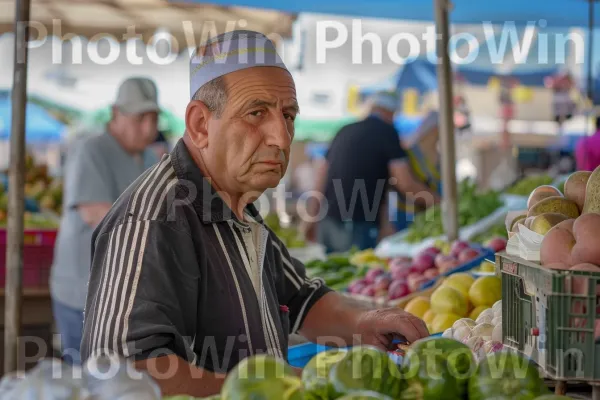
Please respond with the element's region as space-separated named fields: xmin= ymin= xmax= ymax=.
xmin=223 ymin=67 xmax=298 ymax=109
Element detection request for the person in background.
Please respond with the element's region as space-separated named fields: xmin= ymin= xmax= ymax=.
xmin=50 ymin=77 xmax=160 ymax=365
xmin=575 ymin=116 xmax=600 ymax=171
xmin=150 ymin=130 xmax=170 ymax=159
xmin=304 ymin=92 xmax=440 ymax=253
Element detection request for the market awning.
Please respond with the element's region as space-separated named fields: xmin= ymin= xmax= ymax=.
xmin=0 ymin=98 xmax=65 ymax=143
xmin=174 ymin=0 xmax=600 ymax=28
xmin=1 ymin=0 xmax=295 ymax=46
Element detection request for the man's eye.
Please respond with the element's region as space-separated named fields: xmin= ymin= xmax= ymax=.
xmin=284 ymin=113 xmax=296 ymax=121
xmin=249 ymin=110 xmax=264 ymax=117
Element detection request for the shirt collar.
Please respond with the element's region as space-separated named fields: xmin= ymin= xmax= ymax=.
xmin=170 ymin=139 xmax=264 ymax=225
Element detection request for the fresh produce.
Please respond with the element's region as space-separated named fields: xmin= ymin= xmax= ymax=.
xmin=221 ymin=354 xmax=303 ymax=400
xmin=505 ymin=175 xmax=553 ymax=196
xmin=305 ymin=254 xmax=369 ymax=291
xmin=401 ymin=337 xmax=476 ymax=400
xmin=302 ymin=348 xmax=348 ymax=400
xmin=527 ymin=185 xmax=563 ymax=209
xmin=529 ymin=213 xmax=569 ymax=235
xmin=540 ymin=219 xmax=576 ymax=266
xmin=403 ymin=296 xmax=430 ymax=319
xmin=328 ymin=346 xmax=405 ymax=398
xmin=564 ymin=171 xmax=591 ymax=212
xmin=527 ymin=196 xmax=579 ymax=219
xmin=337 ymin=392 xmax=392 ymax=399
xmin=468 ymin=351 xmax=550 ymax=400
xmin=468 ymin=276 xmax=502 ymax=308
xmin=264 ymin=213 xmax=306 ymax=248
xmin=346 ymin=241 xmax=485 ymax=302
xmin=583 ymin=165 xmax=600 ymax=214
xmin=405 ymin=179 xmax=503 ymax=243
xmin=431 ymin=286 xmax=468 ymax=316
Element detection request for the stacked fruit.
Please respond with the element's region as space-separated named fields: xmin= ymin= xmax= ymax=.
xmin=402 ymin=273 xmax=502 ymax=335
xmin=345 ymin=241 xmax=489 ymax=302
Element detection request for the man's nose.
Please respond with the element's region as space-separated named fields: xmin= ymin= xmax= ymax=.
xmin=263 ymin=113 xmax=292 ymax=149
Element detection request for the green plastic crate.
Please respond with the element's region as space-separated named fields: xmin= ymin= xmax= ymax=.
xmin=498 ymin=252 xmax=600 ymax=382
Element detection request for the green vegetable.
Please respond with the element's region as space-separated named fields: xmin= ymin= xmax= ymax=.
xmin=221 ymin=354 xmax=304 ymax=400
xmin=338 ymin=391 xmax=393 ymax=399
xmin=405 ymin=179 xmax=503 ymax=243
xmin=302 ymin=348 xmax=348 ymax=400
xmin=468 ymin=351 xmax=550 ymax=400
xmin=401 ymin=337 xmax=476 ymax=400
xmin=505 ymin=175 xmax=554 ymax=196
xmin=329 ymin=346 xmax=405 ymax=399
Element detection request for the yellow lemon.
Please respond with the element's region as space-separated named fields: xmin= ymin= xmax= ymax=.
xmin=480 ymin=261 xmax=495 ymax=272
xmin=442 ymin=280 xmax=470 ymax=298
xmin=431 ymin=313 xmax=461 ymax=333
xmin=469 ymin=305 xmax=489 ymax=320
xmin=423 ymin=309 xmax=436 ymax=326
xmin=469 ymin=276 xmax=502 ymax=307
xmin=430 ymin=285 xmax=469 ymax=317
xmin=445 ymin=273 xmax=475 ymax=289
xmin=404 ymin=296 xmax=430 ymax=319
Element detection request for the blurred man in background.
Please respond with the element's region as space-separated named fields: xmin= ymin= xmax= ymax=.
xmin=50 ymin=77 xmax=160 ymax=364
xmin=304 ymin=92 xmax=440 ymax=253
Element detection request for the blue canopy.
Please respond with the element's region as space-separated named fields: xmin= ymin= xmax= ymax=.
xmin=177 ymin=0 xmax=600 ymax=28
xmin=0 ymin=99 xmax=66 ymax=143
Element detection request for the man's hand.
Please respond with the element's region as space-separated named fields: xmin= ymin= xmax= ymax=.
xmin=354 ymin=308 xmax=429 ymax=351
xmin=300 ymin=292 xmax=429 ymax=350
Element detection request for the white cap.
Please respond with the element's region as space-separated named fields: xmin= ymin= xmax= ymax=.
xmin=189 ymin=30 xmax=288 ymax=98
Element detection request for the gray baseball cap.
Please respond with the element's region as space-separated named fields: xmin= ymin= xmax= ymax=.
xmin=114 ymin=77 xmax=160 ymax=115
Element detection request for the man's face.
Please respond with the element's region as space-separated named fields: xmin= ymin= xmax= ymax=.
xmin=114 ymin=110 xmax=159 ymax=153
xmin=201 ymin=67 xmax=298 ymax=195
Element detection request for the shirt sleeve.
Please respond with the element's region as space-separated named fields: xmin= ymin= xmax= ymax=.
xmin=382 ymin=126 xmax=408 ymax=163
xmin=270 ymin=235 xmax=333 ymax=334
xmin=65 ymin=139 xmax=114 ymax=208
xmin=81 ymin=220 xmax=199 ymax=364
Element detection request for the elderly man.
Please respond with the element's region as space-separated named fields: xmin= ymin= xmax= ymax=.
xmin=80 ymin=31 xmax=428 ymax=397
xmin=51 ymin=77 xmax=160 ymax=365
xmin=305 ymin=92 xmax=441 ymax=253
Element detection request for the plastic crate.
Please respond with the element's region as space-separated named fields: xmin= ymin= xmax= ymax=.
xmin=0 ymin=229 xmax=57 ymax=288
xmin=498 ymin=252 xmax=600 ymax=383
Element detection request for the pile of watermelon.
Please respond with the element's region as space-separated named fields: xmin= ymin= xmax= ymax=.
xmin=166 ymin=337 xmax=564 ymax=400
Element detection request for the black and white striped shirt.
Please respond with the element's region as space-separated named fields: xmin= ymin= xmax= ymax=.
xmin=80 ymin=139 xmax=331 ymax=373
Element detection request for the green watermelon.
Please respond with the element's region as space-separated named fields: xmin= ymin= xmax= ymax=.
xmin=401 ymin=337 xmax=476 ymax=400
xmin=469 ymin=351 xmax=550 ymax=400
xmin=221 ymin=354 xmax=303 ymax=400
xmin=337 ymin=391 xmax=393 ymax=399
xmin=302 ymin=348 xmax=348 ymax=400
xmin=328 ymin=346 xmax=405 ymax=399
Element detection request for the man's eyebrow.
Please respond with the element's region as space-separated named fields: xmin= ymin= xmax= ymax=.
xmin=245 ymin=99 xmax=300 ymax=114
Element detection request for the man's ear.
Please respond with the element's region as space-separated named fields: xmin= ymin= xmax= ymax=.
xmin=185 ymin=100 xmax=211 ymax=149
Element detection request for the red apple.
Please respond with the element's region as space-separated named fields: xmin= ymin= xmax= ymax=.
xmin=423 ymin=268 xmax=439 ymax=279
xmin=450 ymin=240 xmax=470 ymax=257
xmin=391 ymin=267 xmax=410 ymax=281
xmin=435 ymin=254 xmax=456 ymax=269
xmin=437 ymin=257 xmax=460 ymax=273
xmin=458 ymin=248 xmax=481 ymax=263
xmin=374 ymin=274 xmax=393 ymax=291
xmin=422 ymin=246 xmax=442 ymax=256
xmin=347 ymin=279 xmax=367 ymax=294
xmin=407 ymin=275 xmax=428 ymax=292
xmin=486 ymin=237 xmax=507 ymax=252
xmin=388 ymin=280 xmax=410 ymax=300
xmin=365 ymin=268 xmax=386 ymax=284
xmin=360 ymin=284 xmax=377 ymax=297
xmin=389 ymin=258 xmax=412 ymax=271
xmin=413 ymin=252 xmax=435 ymax=272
